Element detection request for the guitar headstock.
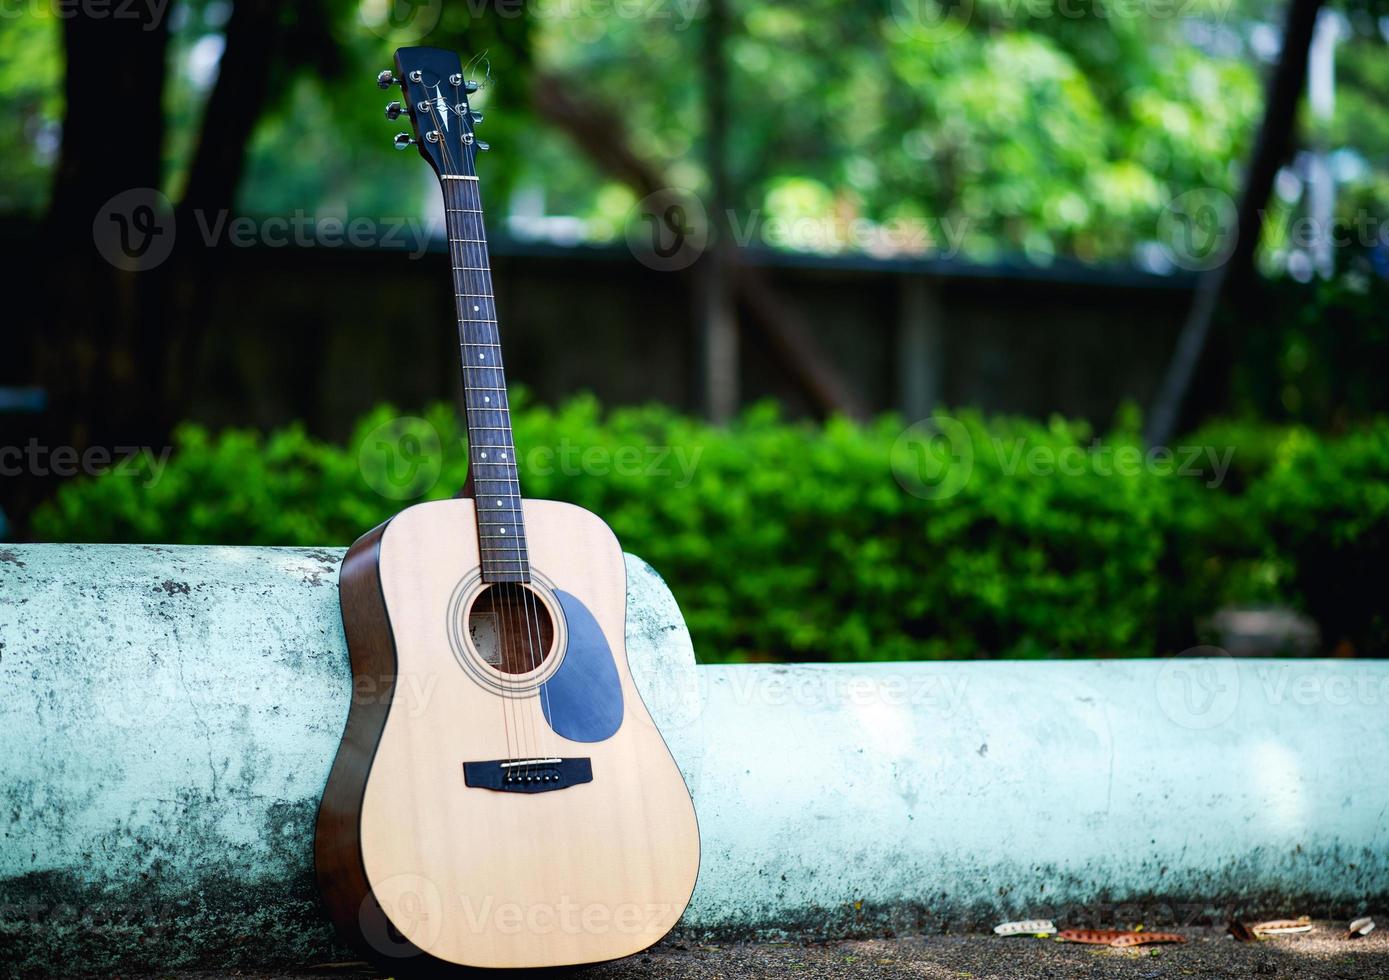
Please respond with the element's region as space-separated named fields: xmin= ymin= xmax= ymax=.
xmin=378 ymin=47 xmax=487 ymax=180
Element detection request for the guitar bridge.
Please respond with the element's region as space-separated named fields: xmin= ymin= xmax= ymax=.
xmin=463 ymin=757 xmax=593 ymax=793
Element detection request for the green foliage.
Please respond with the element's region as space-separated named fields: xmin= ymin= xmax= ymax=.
xmin=38 ymin=396 xmax=1384 ymax=662
xmin=1227 ymin=263 xmax=1389 ymax=429
xmin=1249 ymin=419 xmax=1389 ymax=653
xmin=12 ymin=0 xmax=1389 ymax=267
xmin=0 ymin=9 xmax=62 ymax=214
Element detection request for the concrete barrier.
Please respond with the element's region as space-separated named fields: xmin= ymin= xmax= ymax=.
xmin=2 ymin=544 xmax=1386 ymax=971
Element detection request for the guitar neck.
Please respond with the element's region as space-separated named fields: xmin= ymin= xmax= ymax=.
xmin=442 ymin=175 xmax=529 ymax=583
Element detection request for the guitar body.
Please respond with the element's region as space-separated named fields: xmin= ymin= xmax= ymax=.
xmin=315 ymin=498 xmax=700 ymax=970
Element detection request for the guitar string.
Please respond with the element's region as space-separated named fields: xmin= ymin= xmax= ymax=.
xmin=445 ymin=90 xmax=554 ymax=773
xmin=444 ymin=142 xmax=541 ymax=770
xmin=453 ymin=148 xmax=550 ymax=774
xmin=454 ymin=177 xmax=531 ymax=768
xmin=430 ymin=102 xmax=523 ymax=767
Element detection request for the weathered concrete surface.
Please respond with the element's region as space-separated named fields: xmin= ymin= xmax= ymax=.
xmin=68 ymin=926 xmax=1389 ymax=980
xmin=0 ymin=544 xmax=698 ymax=974
xmin=2 ymin=545 xmax=1387 ymax=975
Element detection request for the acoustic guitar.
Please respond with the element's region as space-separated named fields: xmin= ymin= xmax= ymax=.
xmin=314 ymin=46 xmax=700 ymax=970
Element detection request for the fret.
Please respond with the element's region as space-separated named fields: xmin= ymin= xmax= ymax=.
xmin=443 ymin=174 xmax=529 ymax=584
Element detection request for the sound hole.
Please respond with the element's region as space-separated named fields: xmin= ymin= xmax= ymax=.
xmin=467 ymin=583 xmax=556 ymax=675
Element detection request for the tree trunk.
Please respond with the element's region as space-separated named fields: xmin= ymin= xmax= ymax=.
xmin=39 ymin=9 xmax=170 ymax=450
xmin=1144 ymin=0 xmax=1325 ymax=445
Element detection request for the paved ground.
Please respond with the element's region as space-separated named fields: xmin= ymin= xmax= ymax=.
xmin=108 ymin=921 xmax=1386 ymax=979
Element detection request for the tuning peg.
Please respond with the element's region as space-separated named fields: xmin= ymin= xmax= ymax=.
xmin=385 ymin=101 xmax=405 ymax=120
xmin=469 ymin=110 xmax=484 ymax=124
xmin=449 ymin=74 xmax=480 ymax=94
xmin=475 ymin=140 xmax=490 ymax=152
xmin=393 ymin=132 xmax=416 ymax=150
xmin=377 ymin=70 xmax=397 ymax=90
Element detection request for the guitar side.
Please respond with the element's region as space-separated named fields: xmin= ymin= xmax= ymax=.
xmin=314 ymin=519 xmax=430 ymax=961
xmin=314 ymin=498 xmax=700 ymax=970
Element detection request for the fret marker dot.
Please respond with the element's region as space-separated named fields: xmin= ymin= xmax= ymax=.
xmin=496 ymin=500 xmax=503 ymax=507
xmin=480 ymin=452 xmax=487 ymax=459
xmin=500 ymin=452 xmax=507 ymax=460
xmin=500 ymin=528 xmax=506 ymax=534
xmin=484 ymin=396 xmax=490 ymax=403
xmin=479 ymin=353 xmax=485 ymax=360
xmin=473 ymin=305 xmax=479 ymax=312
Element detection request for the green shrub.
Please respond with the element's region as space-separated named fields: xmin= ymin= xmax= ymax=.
xmin=31 ymin=394 xmax=1274 ymax=662
xmin=1249 ymin=419 xmax=1389 ymax=654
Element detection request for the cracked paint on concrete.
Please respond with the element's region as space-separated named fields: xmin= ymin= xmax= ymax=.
xmin=2 ymin=545 xmax=1387 ymax=973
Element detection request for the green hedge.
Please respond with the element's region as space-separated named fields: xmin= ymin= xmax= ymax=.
xmin=29 ymin=396 xmax=1389 ymax=661
xmin=1248 ymin=423 xmax=1389 ymax=653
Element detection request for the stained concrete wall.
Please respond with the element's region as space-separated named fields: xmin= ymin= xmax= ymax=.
xmin=1 ymin=544 xmax=1386 ymax=972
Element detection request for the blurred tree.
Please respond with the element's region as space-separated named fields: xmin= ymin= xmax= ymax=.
xmin=1145 ymin=0 xmax=1325 ymax=446
xmin=5 ymin=0 xmax=1388 ymax=454
xmin=40 ymin=2 xmax=170 ymax=448
xmin=27 ymin=0 xmax=531 ymax=453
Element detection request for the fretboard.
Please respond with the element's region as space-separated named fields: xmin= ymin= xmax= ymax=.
xmin=443 ymin=175 xmax=528 ymax=583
